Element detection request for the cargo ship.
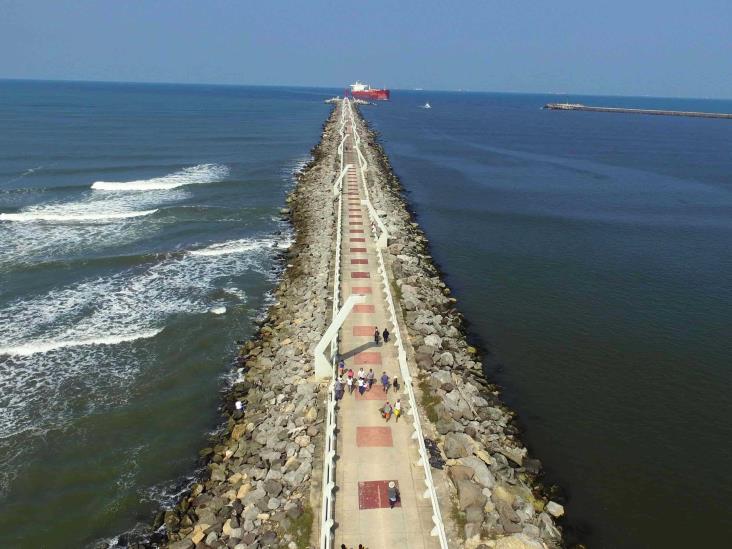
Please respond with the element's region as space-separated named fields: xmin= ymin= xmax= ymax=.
xmin=348 ymin=81 xmax=390 ymax=101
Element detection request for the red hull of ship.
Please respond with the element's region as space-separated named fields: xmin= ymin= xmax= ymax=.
xmin=352 ymin=89 xmax=390 ymax=101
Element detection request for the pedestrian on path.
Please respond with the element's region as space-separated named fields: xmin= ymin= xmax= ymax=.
xmin=367 ymin=368 xmax=375 ymax=390
xmin=357 ymin=367 xmax=365 ymax=381
xmin=392 ymin=376 xmax=400 ymax=393
xmin=380 ymin=371 xmax=389 ymax=393
xmin=347 ymin=376 xmax=354 ymax=394
xmin=373 ymin=326 xmax=380 ymax=345
xmin=382 ymin=327 xmax=389 ymax=343
xmin=347 ymin=368 xmax=354 ymax=380
xmin=338 ymin=358 xmax=345 ymax=377
xmin=380 ymin=401 xmax=392 ymax=421
xmin=387 ymin=481 xmax=400 ymax=508
xmin=335 ymin=378 xmax=343 ymax=400
xmin=358 ymin=377 xmax=366 ymax=396
xmin=394 ymin=399 xmax=401 ymax=422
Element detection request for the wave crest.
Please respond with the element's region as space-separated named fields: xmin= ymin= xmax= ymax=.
xmin=0 ymin=209 xmax=158 ymax=222
xmin=91 ymin=164 xmax=229 ymax=191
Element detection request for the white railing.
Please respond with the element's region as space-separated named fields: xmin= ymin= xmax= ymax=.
xmin=352 ymin=116 xmax=449 ymax=548
xmin=319 ymin=100 xmax=348 ymax=549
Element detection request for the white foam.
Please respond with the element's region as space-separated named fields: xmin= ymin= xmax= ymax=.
xmin=191 ymin=238 xmax=274 ymax=257
xmin=0 ymin=235 xmax=276 ymax=441
xmin=209 ymin=306 xmax=227 ymax=315
xmin=0 ymin=329 xmax=163 ymax=357
xmin=91 ymin=164 xmax=229 ymax=191
xmin=0 ymin=209 xmax=158 ymax=222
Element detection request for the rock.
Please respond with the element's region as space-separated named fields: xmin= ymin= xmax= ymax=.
xmin=496 ymin=500 xmax=523 ymax=534
xmin=430 ymin=370 xmax=452 ymax=387
xmin=438 ymin=351 xmax=454 ymax=367
xmin=169 ymin=540 xmax=194 ymax=549
xmin=444 ymin=432 xmax=475 ymax=459
xmin=523 ymin=458 xmax=542 ymax=475
xmin=459 ymin=456 xmax=496 ymax=489
xmin=263 ymin=479 xmax=283 ymax=497
xmin=500 ymin=446 xmax=526 ymax=466
xmin=457 ymin=479 xmax=486 ymax=510
xmin=231 ymin=423 xmax=247 ymax=441
xmin=494 ymin=533 xmax=545 ymax=549
xmin=435 ymin=416 xmax=461 ymax=435
xmin=545 ymin=501 xmax=564 ymax=518
xmin=465 ymin=504 xmax=484 ymax=524
xmin=204 ymin=531 xmax=218 ymax=545
xmin=448 ymin=465 xmax=474 ymax=482
xmin=267 ymin=497 xmax=281 ymax=510
xmin=424 ymin=334 xmax=442 ymax=349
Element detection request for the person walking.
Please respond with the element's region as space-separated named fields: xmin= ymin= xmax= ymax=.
xmin=358 ymin=377 xmax=366 ymax=396
xmin=357 ymin=367 xmax=365 ymax=382
xmin=394 ymin=399 xmax=401 ymax=422
xmin=338 ymin=358 xmax=345 ymax=377
xmin=367 ymin=368 xmax=375 ymax=390
xmin=373 ymin=326 xmax=380 ymax=346
xmin=347 ymin=376 xmax=354 ymax=395
xmin=387 ymin=481 xmax=399 ymax=508
xmin=392 ymin=376 xmax=400 ymax=393
xmin=380 ymin=401 xmax=392 ymax=421
xmin=347 ymin=368 xmax=354 ymax=381
xmin=382 ymin=327 xmax=389 ymax=343
xmin=380 ymin=371 xmax=389 ymax=394
xmin=335 ymin=378 xmax=343 ymax=400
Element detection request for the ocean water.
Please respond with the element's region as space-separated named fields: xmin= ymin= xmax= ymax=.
xmin=0 ymin=80 xmax=331 ymax=547
xmin=362 ymin=92 xmax=732 ymax=548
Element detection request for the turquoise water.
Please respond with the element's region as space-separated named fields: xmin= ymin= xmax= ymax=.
xmin=0 ymin=81 xmax=332 ymax=547
xmin=362 ymin=92 xmax=732 ymax=548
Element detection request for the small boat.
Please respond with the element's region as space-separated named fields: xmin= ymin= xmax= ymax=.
xmin=421 ymin=102 xmax=431 ymax=109
xmin=324 ymin=96 xmax=341 ymax=104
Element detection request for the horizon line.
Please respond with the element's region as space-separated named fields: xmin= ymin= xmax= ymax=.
xmin=0 ymin=76 xmax=730 ymax=102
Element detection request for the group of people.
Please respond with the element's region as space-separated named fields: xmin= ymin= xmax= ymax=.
xmin=373 ymin=325 xmax=389 ymax=345
xmin=335 ymin=359 xmax=401 ymax=400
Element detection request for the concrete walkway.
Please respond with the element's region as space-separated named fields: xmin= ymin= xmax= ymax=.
xmin=333 ymin=114 xmax=441 ymax=549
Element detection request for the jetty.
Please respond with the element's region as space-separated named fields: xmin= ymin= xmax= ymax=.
xmin=155 ymin=98 xmax=565 ymax=549
xmin=544 ymin=102 xmax=732 ymax=119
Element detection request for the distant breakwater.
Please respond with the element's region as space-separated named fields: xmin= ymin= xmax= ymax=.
xmin=544 ymin=102 xmax=732 ymax=119
xmin=107 ymin=102 xmax=566 ymax=549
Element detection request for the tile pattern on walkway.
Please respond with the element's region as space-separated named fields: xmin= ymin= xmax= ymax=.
xmin=333 ymin=113 xmax=440 ymax=549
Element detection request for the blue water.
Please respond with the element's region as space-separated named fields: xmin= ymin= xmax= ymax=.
xmin=0 ymin=80 xmax=332 ymax=547
xmin=362 ymin=92 xmax=732 ymax=548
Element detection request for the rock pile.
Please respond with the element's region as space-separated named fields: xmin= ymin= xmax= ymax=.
xmin=350 ymin=109 xmax=565 ymax=549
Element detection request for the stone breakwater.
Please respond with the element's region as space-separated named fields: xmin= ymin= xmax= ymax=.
xmin=350 ymin=107 xmax=566 ymax=549
xmin=110 ymin=107 xmax=343 ymax=549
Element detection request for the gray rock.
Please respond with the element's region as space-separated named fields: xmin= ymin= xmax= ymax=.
xmin=459 ymin=456 xmax=496 ymax=489
xmin=456 ymin=479 xmax=486 ymax=510
xmin=496 ymin=500 xmax=523 ymax=534
xmin=546 ymin=501 xmax=564 ymax=518
xmin=444 ymin=432 xmax=475 ymax=458
xmin=438 ymin=351 xmax=454 ymax=367
xmin=465 ymin=504 xmax=484 ymax=524
xmin=263 ymin=479 xmax=283 ymax=497
xmin=430 ymin=370 xmax=452 ymax=387
xmin=448 ymin=465 xmax=474 ymax=482
xmin=495 ymin=533 xmax=545 ymax=549
xmin=168 ymin=540 xmax=194 ymax=549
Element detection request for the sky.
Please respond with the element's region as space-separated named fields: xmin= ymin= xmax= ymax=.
xmin=1 ymin=0 xmax=730 ymax=98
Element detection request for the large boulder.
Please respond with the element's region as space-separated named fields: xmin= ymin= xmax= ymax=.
xmin=443 ymin=390 xmax=472 ymax=420
xmin=456 ymin=479 xmax=486 ymax=510
xmin=459 ymin=456 xmax=496 ymax=489
xmin=444 ymin=432 xmax=475 ymax=459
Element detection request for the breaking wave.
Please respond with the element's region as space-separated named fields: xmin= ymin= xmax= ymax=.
xmin=0 ymin=329 xmax=163 ymax=357
xmin=0 ymin=209 xmax=158 ymax=222
xmin=91 ymin=164 xmax=229 ymax=191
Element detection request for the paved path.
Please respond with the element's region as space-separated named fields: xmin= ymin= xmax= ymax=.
xmin=333 ymin=112 xmax=441 ymax=549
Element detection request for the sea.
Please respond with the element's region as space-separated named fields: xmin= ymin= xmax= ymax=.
xmin=0 ymin=80 xmax=331 ymax=547
xmin=1 ymin=82 xmax=730 ymax=549
xmin=362 ymin=91 xmax=732 ymax=548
